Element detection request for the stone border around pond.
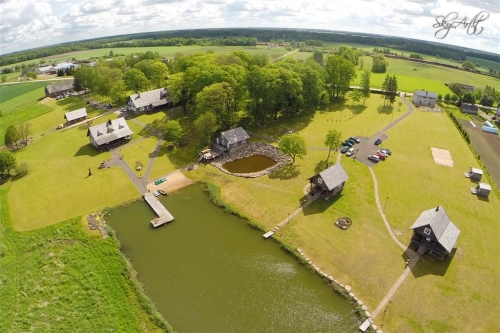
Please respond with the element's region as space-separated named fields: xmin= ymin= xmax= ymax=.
xmin=297 ymin=248 xmax=382 ymax=333
xmin=212 ymin=142 xmax=292 ymax=178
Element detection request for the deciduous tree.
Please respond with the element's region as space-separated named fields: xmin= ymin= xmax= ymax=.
xmin=324 ymin=129 xmax=342 ymax=162
xmin=196 ymin=82 xmax=237 ymax=129
xmin=324 ymin=55 xmax=356 ymax=99
xmin=372 ymin=54 xmax=388 ymax=73
xmin=17 ymin=122 xmax=32 ymax=143
xmin=279 ymin=133 xmax=307 ymax=163
xmin=194 ymin=112 xmax=218 ymax=145
xmin=162 ymin=120 xmax=184 ymax=144
xmin=0 ymin=150 xmax=16 ymax=175
xmin=360 ymin=69 xmax=371 ymax=105
xmin=124 ymin=68 xmax=149 ymax=92
xmin=5 ymin=125 xmax=21 ymax=149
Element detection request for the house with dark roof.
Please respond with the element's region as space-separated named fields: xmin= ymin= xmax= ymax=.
xmin=460 ymin=103 xmax=479 ymax=115
xmin=45 ymin=79 xmax=75 ymax=97
xmin=214 ymin=127 xmax=250 ymax=152
xmin=127 ymin=88 xmax=172 ymax=115
xmin=456 ymin=83 xmax=475 ymax=92
xmin=409 ymin=206 xmax=460 ymax=259
xmin=87 ymin=117 xmax=133 ymax=151
xmin=412 ymin=90 xmax=437 ymax=108
xmin=64 ymin=108 xmax=87 ymax=125
xmin=308 ymin=163 xmax=348 ymax=199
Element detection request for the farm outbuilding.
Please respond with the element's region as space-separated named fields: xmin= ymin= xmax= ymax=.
xmin=64 ymin=108 xmax=87 ymax=125
xmin=45 ymin=79 xmax=75 ymax=97
xmin=460 ymin=103 xmax=479 ymax=115
xmin=467 ymin=167 xmax=483 ymax=181
xmin=475 ymin=182 xmax=491 ymax=197
xmin=412 ymin=90 xmax=437 ymax=108
xmin=409 ymin=206 xmax=460 ymax=259
xmin=308 ymin=163 xmax=348 ymax=199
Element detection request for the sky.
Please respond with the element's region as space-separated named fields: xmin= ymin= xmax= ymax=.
xmin=0 ymin=0 xmax=499 ymax=56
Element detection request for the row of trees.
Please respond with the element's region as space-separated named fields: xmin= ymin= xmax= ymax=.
xmin=4 ymin=123 xmax=32 ymax=150
xmin=448 ymin=83 xmax=499 ymax=107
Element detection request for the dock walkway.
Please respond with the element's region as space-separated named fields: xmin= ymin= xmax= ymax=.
xmin=143 ymin=192 xmax=174 ymax=227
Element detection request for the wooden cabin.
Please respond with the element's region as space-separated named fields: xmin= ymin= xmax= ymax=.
xmin=308 ymin=163 xmax=348 ymax=199
xmin=409 ymin=206 xmax=460 ymax=259
xmin=127 ymin=88 xmax=173 ymax=115
xmin=215 ymin=127 xmax=250 ymax=152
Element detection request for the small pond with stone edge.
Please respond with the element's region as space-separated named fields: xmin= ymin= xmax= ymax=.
xmin=222 ymin=155 xmax=277 ymax=173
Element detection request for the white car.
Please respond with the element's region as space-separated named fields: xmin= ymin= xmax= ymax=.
xmin=368 ymin=155 xmax=380 ymax=162
xmin=346 ymin=148 xmax=355 ymax=156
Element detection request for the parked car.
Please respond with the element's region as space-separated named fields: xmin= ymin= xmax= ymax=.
xmin=346 ymin=148 xmax=355 ymax=157
xmin=368 ymin=155 xmax=380 ymax=162
xmin=340 ymin=146 xmax=350 ymax=154
xmin=374 ymin=139 xmax=382 ymax=145
xmin=348 ymin=136 xmax=360 ymax=143
xmin=376 ymin=150 xmax=388 ymax=157
xmin=347 ymin=139 xmax=356 ymax=145
xmin=55 ymin=95 xmax=62 ymax=100
xmin=379 ymin=148 xmax=392 ymax=155
xmin=375 ymin=152 xmax=386 ymax=160
xmin=342 ymin=141 xmax=353 ymax=147
xmin=104 ymin=103 xmax=113 ymax=109
xmin=121 ymin=108 xmax=127 ymax=112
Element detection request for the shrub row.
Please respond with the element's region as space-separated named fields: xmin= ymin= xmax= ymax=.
xmin=448 ymin=111 xmax=471 ymax=143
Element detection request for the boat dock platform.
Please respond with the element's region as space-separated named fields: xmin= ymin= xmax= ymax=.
xmin=263 ymin=231 xmax=275 ymax=239
xmin=143 ymin=192 xmax=174 ymax=227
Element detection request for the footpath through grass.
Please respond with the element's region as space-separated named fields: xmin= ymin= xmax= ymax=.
xmin=0 ymin=188 xmax=171 ymax=332
xmin=374 ymin=110 xmax=500 ymax=333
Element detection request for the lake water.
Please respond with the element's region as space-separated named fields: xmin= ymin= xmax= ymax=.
xmin=107 ymin=184 xmax=360 ymax=333
xmin=222 ymin=155 xmax=276 ymax=173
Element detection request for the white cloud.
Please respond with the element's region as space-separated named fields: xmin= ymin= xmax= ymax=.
xmin=0 ymin=0 xmax=498 ymax=55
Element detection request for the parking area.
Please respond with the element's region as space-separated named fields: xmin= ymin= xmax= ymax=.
xmin=344 ymin=133 xmax=390 ymax=167
xmin=457 ymin=119 xmax=500 ymax=189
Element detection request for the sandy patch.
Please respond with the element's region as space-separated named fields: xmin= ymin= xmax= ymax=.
xmin=146 ymin=171 xmax=193 ymax=194
xmin=430 ymin=147 xmax=454 ymax=167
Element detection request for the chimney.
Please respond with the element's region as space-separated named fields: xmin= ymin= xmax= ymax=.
xmin=435 ymin=206 xmax=440 ymax=212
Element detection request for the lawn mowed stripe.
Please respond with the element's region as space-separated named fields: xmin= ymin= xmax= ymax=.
xmin=0 ymin=82 xmax=48 ymax=104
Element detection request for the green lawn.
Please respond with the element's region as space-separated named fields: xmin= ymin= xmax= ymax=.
xmin=120 ymin=137 xmax=159 ymax=177
xmin=0 ymin=82 xmax=47 ymax=103
xmin=6 ymin=120 xmax=139 ymax=231
xmin=374 ymin=110 xmax=500 ymax=333
xmin=0 ymin=188 xmax=170 ymax=332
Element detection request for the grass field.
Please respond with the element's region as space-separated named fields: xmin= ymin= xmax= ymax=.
xmin=6 ymin=114 xmax=140 ymax=231
xmin=120 ymin=137 xmax=159 ymax=177
xmin=0 ymin=188 xmax=170 ymax=332
xmin=373 ymin=110 xmax=500 ymax=332
xmin=353 ymin=56 xmax=500 ymax=95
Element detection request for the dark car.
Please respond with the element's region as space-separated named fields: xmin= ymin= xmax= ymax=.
xmin=380 ymin=148 xmax=392 ymax=155
xmin=347 ymin=139 xmax=356 ymax=145
xmin=342 ymin=141 xmax=353 ymax=147
xmin=340 ymin=146 xmax=350 ymax=153
xmin=349 ymin=136 xmax=360 ymax=143
xmin=374 ymin=139 xmax=382 ymax=145
xmin=368 ymin=155 xmax=380 ymax=162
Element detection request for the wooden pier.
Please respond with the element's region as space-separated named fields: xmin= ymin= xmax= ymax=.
xmin=143 ymin=192 xmax=174 ymax=227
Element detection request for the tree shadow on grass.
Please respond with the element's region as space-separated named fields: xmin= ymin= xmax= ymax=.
xmin=75 ymin=144 xmax=101 ymax=157
xmin=377 ymin=105 xmax=394 ymax=115
xmin=55 ymin=97 xmax=89 ymax=111
xmin=302 ymin=194 xmax=342 ymax=216
xmin=268 ymin=163 xmax=300 ymax=180
xmin=317 ymin=99 xmax=347 ymax=114
xmin=314 ymin=159 xmax=334 ymax=174
xmin=157 ymin=141 xmax=203 ymax=169
xmin=407 ymin=247 xmax=455 ymax=278
xmin=347 ymin=105 xmax=367 ymax=115
xmin=241 ymin=108 xmax=315 ymax=138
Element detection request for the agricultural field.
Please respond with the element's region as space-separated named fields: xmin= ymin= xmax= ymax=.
xmin=0 ymin=189 xmax=169 ymax=332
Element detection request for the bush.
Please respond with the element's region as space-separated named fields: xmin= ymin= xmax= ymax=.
xmin=15 ymin=161 xmax=30 ymax=177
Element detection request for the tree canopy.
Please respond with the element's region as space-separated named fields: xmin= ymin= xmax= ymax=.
xmin=0 ymin=150 xmax=17 ymax=175
xmin=162 ymin=120 xmax=184 ymax=144
xmin=279 ymin=133 xmax=307 ymax=163
xmin=324 ymin=129 xmax=342 ymax=162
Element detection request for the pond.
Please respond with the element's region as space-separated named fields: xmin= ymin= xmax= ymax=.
xmin=107 ymin=184 xmax=360 ymax=333
xmin=222 ymin=155 xmax=277 ymax=173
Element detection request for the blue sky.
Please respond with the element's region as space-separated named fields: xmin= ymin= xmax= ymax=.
xmin=0 ymin=0 xmax=499 ymax=55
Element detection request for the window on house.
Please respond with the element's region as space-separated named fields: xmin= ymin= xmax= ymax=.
xmin=423 ymin=227 xmax=431 ymax=235
xmin=318 ymin=178 xmax=323 ymax=184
